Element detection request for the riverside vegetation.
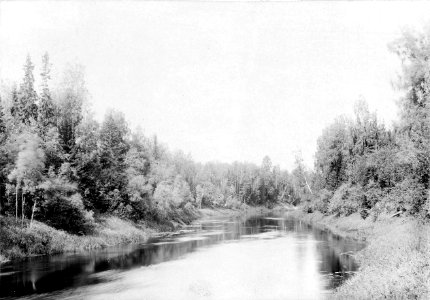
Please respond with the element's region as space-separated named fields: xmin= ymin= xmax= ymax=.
xmin=291 ymin=27 xmax=430 ymax=299
xmin=1 ymin=26 xmax=430 ymax=299
xmin=0 ymin=55 xmax=292 ymax=263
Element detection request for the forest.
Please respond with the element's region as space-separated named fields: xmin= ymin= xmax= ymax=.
xmin=0 ymin=52 xmax=299 ymax=236
xmin=0 ymin=27 xmax=429 ymax=247
xmin=302 ymin=28 xmax=430 ymax=221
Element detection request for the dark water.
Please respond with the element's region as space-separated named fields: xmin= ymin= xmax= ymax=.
xmin=0 ymin=211 xmax=365 ymax=299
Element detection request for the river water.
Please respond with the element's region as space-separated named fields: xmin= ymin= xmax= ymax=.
xmin=0 ymin=211 xmax=365 ymax=300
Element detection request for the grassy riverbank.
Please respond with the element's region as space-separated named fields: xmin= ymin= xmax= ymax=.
xmin=0 ymin=216 xmax=155 ymax=264
xmin=289 ymin=209 xmax=430 ymax=299
xmin=0 ymin=204 xmax=274 ymax=264
xmin=198 ymin=205 xmax=278 ymax=220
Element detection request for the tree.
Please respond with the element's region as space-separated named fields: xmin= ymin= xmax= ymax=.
xmin=315 ymin=116 xmax=349 ymax=190
xmin=8 ymin=133 xmax=45 ymax=225
xmin=291 ymin=152 xmax=313 ymax=204
xmin=18 ymin=55 xmax=38 ymax=125
xmin=122 ymin=129 xmax=155 ymax=219
xmin=259 ymin=156 xmax=275 ymax=205
xmin=38 ymin=52 xmax=56 ymax=133
xmin=0 ymin=98 xmax=7 ymax=214
xmin=97 ymin=110 xmax=130 ymax=211
xmin=10 ymin=85 xmax=24 ymax=126
xmin=390 ymin=28 xmax=430 ymax=190
xmin=56 ymin=64 xmax=87 ymax=154
xmin=39 ymin=165 xmax=94 ymax=234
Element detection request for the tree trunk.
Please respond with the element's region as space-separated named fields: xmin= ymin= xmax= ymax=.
xmin=30 ymin=199 xmax=37 ymax=228
xmin=15 ymin=184 xmax=19 ymax=221
xmin=21 ymin=192 xmax=25 ymax=227
xmin=303 ymin=174 xmax=313 ymax=195
xmin=279 ymin=186 xmax=288 ymax=201
xmin=0 ymin=184 xmax=3 ymax=215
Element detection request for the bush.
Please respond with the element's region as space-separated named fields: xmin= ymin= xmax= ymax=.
xmin=312 ymin=189 xmax=333 ymax=214
xmin=360 ymin=209 xmax=369 ymax=219
xmin=301 ymin=201 xmax=313 ymax=213
xmin=328 ymin=184 xmax=363 ymax=216
xmin=379 ymin=178 xmax=427 ymax=215
xmin=0 ymin=217 xmax=58 ymax=259
xmin=43 ymin=193 xmax=94 ymax=234
xmin=225 ymin=196 xmax=242 ymax=209
xmin=196 ymin=182 xmax=225 ymax=207
xmin=38 ymin=171 xmax=95 ymax=234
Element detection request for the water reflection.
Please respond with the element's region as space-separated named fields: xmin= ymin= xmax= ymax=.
xmin=0 ymin=212 xmax=365 ymax=299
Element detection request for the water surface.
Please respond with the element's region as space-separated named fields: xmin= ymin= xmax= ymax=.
xmin=0 ymin=212 xmax=365 ymax=299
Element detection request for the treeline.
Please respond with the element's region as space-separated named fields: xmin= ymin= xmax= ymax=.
xmin=300 ymin=28 xmax=430 ymax=220
xmin=0 ymin=55 xmax=300 ymax=234
xmin=2 ymin=28 xmax=427 ymax=236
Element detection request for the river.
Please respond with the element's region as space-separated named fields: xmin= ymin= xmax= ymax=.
xmin=0 ymin=211 xmax=365 ymax=300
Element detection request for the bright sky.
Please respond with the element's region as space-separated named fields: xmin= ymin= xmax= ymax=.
xmin=1 ymin=1 xmax=430 ymax=170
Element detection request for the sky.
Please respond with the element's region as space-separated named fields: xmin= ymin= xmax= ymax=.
xmin=1 ymin=1 xmax=430 ymax=171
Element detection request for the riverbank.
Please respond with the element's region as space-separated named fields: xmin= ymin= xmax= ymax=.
xmin=198 ymin=205 xmax=282 ymax=220
xmin=0 ymin=204 xmax=278 ymax=265
xmin=0 ymin=216 xmax=155 ymax=264
xmin=288 ymin=209 xmax=430 ymax=299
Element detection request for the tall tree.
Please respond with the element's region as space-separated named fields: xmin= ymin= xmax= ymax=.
xmin=56 ymin=64 xmax=87 ymax=154
xmin=8 ymin=133 xmax=45 ymax=225
xmin=315 ymin=116 xmax=349 ymax=190
xmin=390 ymin=28 xmax=430 ymax=189
xmin=18 ymin=55 xmax=38 ymax=125
xmin=259 ymin=156 xmax=273 ymax=204
xmin=10 ymin=85 xmax=24 ymax=127
xmin=97 ymin=110 xmax=130 ymax=211
xmin=0 ymin=98 xmax=6 ymax=214
xmin=38 ymin=52 xmax=56 ymax=133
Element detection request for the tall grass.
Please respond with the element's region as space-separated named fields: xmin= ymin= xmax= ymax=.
xmin=289 ymin=210 xmax=430 ymax=299
xmin=334 ymin=218 xmax=430 ymax=299
xmin=0 ymin=216 xmax=152 ymax=262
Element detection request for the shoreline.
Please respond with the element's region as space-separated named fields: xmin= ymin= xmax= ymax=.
xmin=0 ymin=205 xmax=280 ymax=265
xmin=3 ymin=205 xmax=427 ymax=299
xmin=288 ymin=209 xmax=430 ymax=299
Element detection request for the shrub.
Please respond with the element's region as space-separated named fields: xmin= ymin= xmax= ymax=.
xmin=38 ymin=170 xmax=95 ymax=234
xmin=183 ymin=202 xmax=196 ymax=215
xmin=43 ymin=193 xmax=95 ymax=234
xmin=311 ymin=189 xmax=333 ymax=214
xmin=328 ymin=184 xmax=363 ymax=216
xmin=379 ymin=178 xmax=427 ymax=215
xmin=0 ymin=217 xmax=61 ymax=259
xmin=225 ymin=196 xmax=242 ymax=209
xmin=301 ymin=201 xmax=313 ymax=213
xmin=363 ymin=183 xmax=386 ymax=208
xmin=196 ymin=182 xmax=225 ymax=207
xmin=360 ymin=209 xmax=369 ymax=219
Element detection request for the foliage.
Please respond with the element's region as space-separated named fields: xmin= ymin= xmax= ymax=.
xmin=39 ymin=167 xmax=94 ymax=234
xmin=2 ymin=25 xmax=430 ymax=245
xmin=327 ymin=184 xmax=363 ymax=217
xmin=334 ymin=219 xmax=430 ymax=299
xmin=305 ymin=27 xmax=430 ymax=219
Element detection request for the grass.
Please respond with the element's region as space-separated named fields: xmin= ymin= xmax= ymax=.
xmin=0 ymin=205 xmax=201 ymax=264
xmin=334 ymin=218 xmax=430 ymax=299
xmin=0 ymin=216 xmax=153 ymax=263
xmin=289 ymin=209 xmax=430 ymax=299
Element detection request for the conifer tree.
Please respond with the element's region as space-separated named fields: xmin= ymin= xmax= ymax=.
xmin=19 ymin=55 xmax=38 ymax=125
xmin=10 ymin=85 xmax=23 ymax=125
xmin=38 ymin=52 xmax=56 ymax=132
